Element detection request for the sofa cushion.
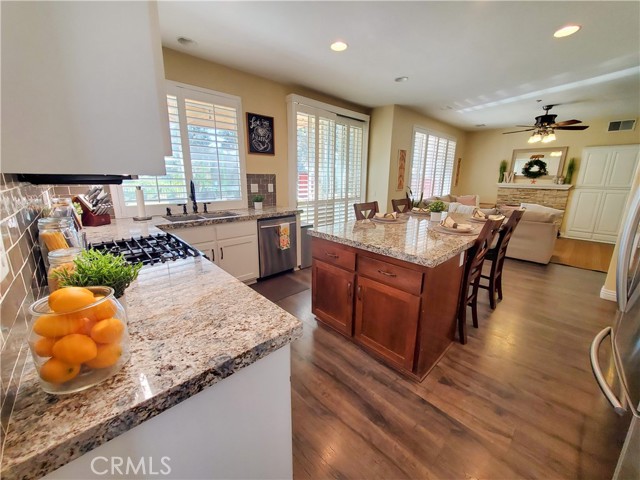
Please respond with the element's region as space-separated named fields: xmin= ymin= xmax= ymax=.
xmin=455 ymin=194 xmax=479 ymax=206
xmin=521 ymin=210 xmax=560 ymax=223
xmin=520 ymin=203 xmax=564 ymax=215
xmin=448 ymin=202 xmax=476 ymax=215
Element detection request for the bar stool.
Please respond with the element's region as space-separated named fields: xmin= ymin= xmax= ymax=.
xmin=353 ymin=201 xmax=379 ymax=220
xmin=479 ymin=209 xmax=524 ymax=309
xmin=457 ymin=218 xmax=503 ymax=344
xmin=391 ymin=198 xmax=411 ymax=213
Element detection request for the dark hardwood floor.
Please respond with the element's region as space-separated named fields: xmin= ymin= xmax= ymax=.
xmin=257 ymin=261 xmax=631 ymax=479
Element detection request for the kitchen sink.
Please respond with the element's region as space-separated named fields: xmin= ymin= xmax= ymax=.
xmin=163 ymin=214 xmax=203 ymax=222
xmin=198 ymin=211 xmax=240 ymax=219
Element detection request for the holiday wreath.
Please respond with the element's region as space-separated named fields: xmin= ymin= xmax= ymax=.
xmin=522 ymin=159 xmax=548 ymax=178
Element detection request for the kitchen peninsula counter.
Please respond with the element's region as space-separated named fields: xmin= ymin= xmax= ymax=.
xmin=308 ymin=215 xmax=477 ymax=381
xmin=2 ymin=217 xmax=303 ymax=480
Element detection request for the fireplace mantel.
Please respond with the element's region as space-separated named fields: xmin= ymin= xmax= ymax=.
xmin=496 ymin=183 xmax=572 ymax=190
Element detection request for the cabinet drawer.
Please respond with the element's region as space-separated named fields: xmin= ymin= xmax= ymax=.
xmin=172 ymin=225 xmax=216 ymax=245
xmin=216 ymin=220 xmax=257 ymax=240
xmin=312 ymin=239 xmax=355 ymax=271
xmin=357 ymin=256 xmax=423 ymax=296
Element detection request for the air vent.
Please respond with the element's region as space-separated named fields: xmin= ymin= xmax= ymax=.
xmin=608 ymin=119 xmax=636 ymax=132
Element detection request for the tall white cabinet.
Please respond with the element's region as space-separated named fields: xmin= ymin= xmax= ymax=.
xmin=565 ymin=145 xmax=640 ymax=243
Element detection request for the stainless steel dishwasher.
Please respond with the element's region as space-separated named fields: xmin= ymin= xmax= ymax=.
xmin=257 ymin=215 xmax=297 ymax=278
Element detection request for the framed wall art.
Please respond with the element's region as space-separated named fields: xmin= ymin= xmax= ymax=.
xmin=396 ymin=149 xmax=407 ymax=191
xmin=247 ymin=113 xmax=275 ymax=155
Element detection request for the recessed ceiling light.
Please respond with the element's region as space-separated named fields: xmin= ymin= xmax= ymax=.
xmin=475 ymin=124 xmax=486 ymax=127
xmin=395 ymin=76 xmax=409 ymax=83
xmin=330 ymin=41 xmax=348 ymax=52
xmin=177 ymin=36 xmax=196 ymax=47
xmin=554 ymin=25 xmax=581 ymax=38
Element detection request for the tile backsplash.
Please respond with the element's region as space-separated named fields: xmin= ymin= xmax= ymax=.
xmin=246 ymin=174 xmax=276 ymax=208
xmin=0 ymin=174 xmax=50 ymax=435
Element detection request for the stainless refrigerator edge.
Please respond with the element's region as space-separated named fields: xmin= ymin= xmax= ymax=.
xmin=591 ymin=187 xmax=640 ymax=479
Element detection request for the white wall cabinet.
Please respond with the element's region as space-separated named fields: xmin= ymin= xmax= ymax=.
xmin=1 ymin=1 xmax=169 ymax=175
xmin=565 ymin=145 xmax=640 ymax=243
xmin=173 ymin=221 xmax=259 ymax=283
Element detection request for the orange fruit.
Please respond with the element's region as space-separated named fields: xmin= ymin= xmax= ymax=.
xmin=33 ymin=314 xmax=83 ymax=338
xmin=39 ymin=358 xmax=80 ymax=384
xmin=77 ymin=317 xmax=97 ymax=336
xmin=52 ymin=334 xmax=98 ymax=364
xmin=90 ymin=318 xmax=124 ymax=344
xmin=48 ymin=287 xmax=95 ymax=313
xmin=33 ymin=337 xmax=57 ymax=357
xmin=85 ymin=343 xmax=123 ymax=369
xmin=87 ymin=297 xmax=118 ymax=321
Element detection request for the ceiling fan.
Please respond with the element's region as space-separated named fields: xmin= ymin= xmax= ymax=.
xmin=503 ymin=105 xmax=589 ymax=143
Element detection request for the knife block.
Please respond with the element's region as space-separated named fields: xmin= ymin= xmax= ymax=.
xmin=74 ymin=196 xmax=111 ymax=226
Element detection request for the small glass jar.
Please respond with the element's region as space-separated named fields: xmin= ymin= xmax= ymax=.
xmin=50 ymin=197 xmax=75 ymax=218
xmin=38 ymin=217 xmax=81 ymax=269
xmin=47 ymin=247 xmax=82 ymax=292
xmin=28 ymin=286 xmax=131 ymax=394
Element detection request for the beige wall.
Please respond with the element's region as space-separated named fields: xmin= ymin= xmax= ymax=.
xmin=162 ymin=48 xmax=369 ymax=206
xmin=366 ymin=105 xmax=468 ymax=212
xmin=458 ymin=119 xmax=640 ymax=204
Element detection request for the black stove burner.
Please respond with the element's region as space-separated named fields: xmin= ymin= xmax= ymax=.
xmin=89 ymin=233 xmax=200 ymax=266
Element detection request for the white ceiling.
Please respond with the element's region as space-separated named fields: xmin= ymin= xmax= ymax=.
xmin=158 ymin=1 xmax=640 ymax=132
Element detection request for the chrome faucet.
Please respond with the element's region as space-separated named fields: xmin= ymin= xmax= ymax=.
xmin=190 ymin=180 xmax=198 ymax=213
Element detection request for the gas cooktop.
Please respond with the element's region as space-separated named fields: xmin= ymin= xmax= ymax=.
xmin=89 ymin=233 xmax=199 ymax=266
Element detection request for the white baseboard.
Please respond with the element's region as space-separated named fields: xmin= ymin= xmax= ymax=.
xmin=600 ymin=286 xmax=617 ymax=302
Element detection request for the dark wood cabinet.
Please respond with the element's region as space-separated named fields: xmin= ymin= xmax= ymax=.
xmin=312 ymin=260 xmax=355 ymax=336
xmin=311 ymin=237 xmax=463 ymax=381
xmin=354 ymin=276 xmax=421 ymax=370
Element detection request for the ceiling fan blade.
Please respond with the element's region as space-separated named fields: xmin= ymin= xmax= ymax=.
xmin=515 ymin=125 xmax=536 ymax=128
xmin=555 ymin=125 xmax=589 ymax=130
xmin=552 ymin=119 xmax=581 ymax=126
xmin=503 ymin=128 xmax=536 ymax=134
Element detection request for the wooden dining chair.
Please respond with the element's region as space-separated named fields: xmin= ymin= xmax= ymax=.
xmin=457 ymin=218 xmax=503 ymax=345
xmin=479 ymin=209 xmax=524 ymax=309
xmin=391 ymin=198 xmax=411 ymax=213
xmin=353 ymin=201 xmax=379 ymax=220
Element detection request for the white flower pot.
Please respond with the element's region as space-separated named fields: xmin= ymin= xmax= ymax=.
xmin=430 ymin=211 xmax=446 ymax=222
xmin=254 ymin=202 xmax=263 ymax=210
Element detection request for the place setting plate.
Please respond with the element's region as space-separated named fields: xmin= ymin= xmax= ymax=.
xmin=371 ymin=216 xmax=407 ymax=224
xmin=431 ymin=224 xmax=479 ymax=236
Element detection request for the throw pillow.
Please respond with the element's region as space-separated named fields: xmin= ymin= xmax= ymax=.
xmin=520 ymin=203 xmax=563 ymax=215
xmin=448 ymin=202 xmax=476 ymax=215
xmin=456 ymin=194 xmax=479 ymax=206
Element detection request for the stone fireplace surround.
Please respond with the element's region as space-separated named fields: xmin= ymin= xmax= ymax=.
xmin=496 ymin=183 xmax=572 ymax=211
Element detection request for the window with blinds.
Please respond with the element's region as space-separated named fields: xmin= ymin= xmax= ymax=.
xmin=295 ymin=107 xmax=366 ymax=227
xmin=409 ymin=129 xmax=456 ymax=198
xmin=121 ymin=83 xmax=244 ymax=209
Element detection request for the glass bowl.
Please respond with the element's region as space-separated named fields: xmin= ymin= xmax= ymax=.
xmin=28 ymin=286 xmax=130 ymax=394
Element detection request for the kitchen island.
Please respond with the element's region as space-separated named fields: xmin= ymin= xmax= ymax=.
xmin=1 ymin=217 xmax=302 ymax=480
xmin=309 ymin=215 xmax=477 ymax=380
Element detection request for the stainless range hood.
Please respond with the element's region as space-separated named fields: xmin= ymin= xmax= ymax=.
xmin=17 ymin=174 xmax=132 ymax=185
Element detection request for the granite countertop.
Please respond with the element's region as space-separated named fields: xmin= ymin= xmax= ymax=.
xmin=1 ymin=218 xmax=303 ymax=480
xmin=309 ymin=213 xmax=478 ymax=268
xmin=156 ymin=206 xmax=301 ymax=231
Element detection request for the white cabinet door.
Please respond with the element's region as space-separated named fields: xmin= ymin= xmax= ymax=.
xmin=578 ymin=149 xmax=611 ymax=188
xmin=192 ymin=240 xmax=219 ymax=265
xmin=593 ymin=192 xmax=629 ymax=243
xmin=217 ymin=235 xmax=259 ymax=282
xmin=565 ymin=190 xmax=603 ymax=239
xmin=606 ymin=146 xmax=640 ymax=188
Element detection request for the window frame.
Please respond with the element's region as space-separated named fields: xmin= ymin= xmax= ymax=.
xmin=408 ymin=126 xmax=457 ymax=199
xmin=112 ymin=81 xmax=248 ymax=218
xmin=286 ymin=94 xmax=369 ymax=226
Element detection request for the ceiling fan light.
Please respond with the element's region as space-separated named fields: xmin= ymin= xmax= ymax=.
xmin=542 ymin=132 xmax=556 ymax=143
xmin=528 ymin=133 xmax=541 ymax=144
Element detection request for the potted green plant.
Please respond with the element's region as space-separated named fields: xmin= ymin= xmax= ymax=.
xmin=51 ymin=249 xmax=143 ymax=299
xmin=564 ymin=158 xmax=576 ymax=184
xmin=428 ymin=200 xmax=447 ymax=222
xmin=253 ymin=195 xmax=264 ymax=210
xmin=498 ymin=160 xmax=508 ymax=183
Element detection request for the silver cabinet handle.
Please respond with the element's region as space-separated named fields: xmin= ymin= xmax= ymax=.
xmin=377 ymin=269 xmax=397 ymax=277
xmin=211 ymin=249 xmax=215 ymax=262
xmin=347 ymin=281 xmax=352 ymax=298
xmin=220 ymin=247 xmax=224 ymax=260
xmin=590 ymin=327 xmax=627 ymax=415
xmin=326 ymin=252 xmax=339 ymax=259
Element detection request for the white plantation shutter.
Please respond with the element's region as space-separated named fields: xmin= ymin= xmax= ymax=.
xmin=121 ymin=83 xmax=245 ymax=210
xmin=295 ymin=107 xmax=367 ymax=227
xmin=409 ymin=128 xmax=456 ymax=198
